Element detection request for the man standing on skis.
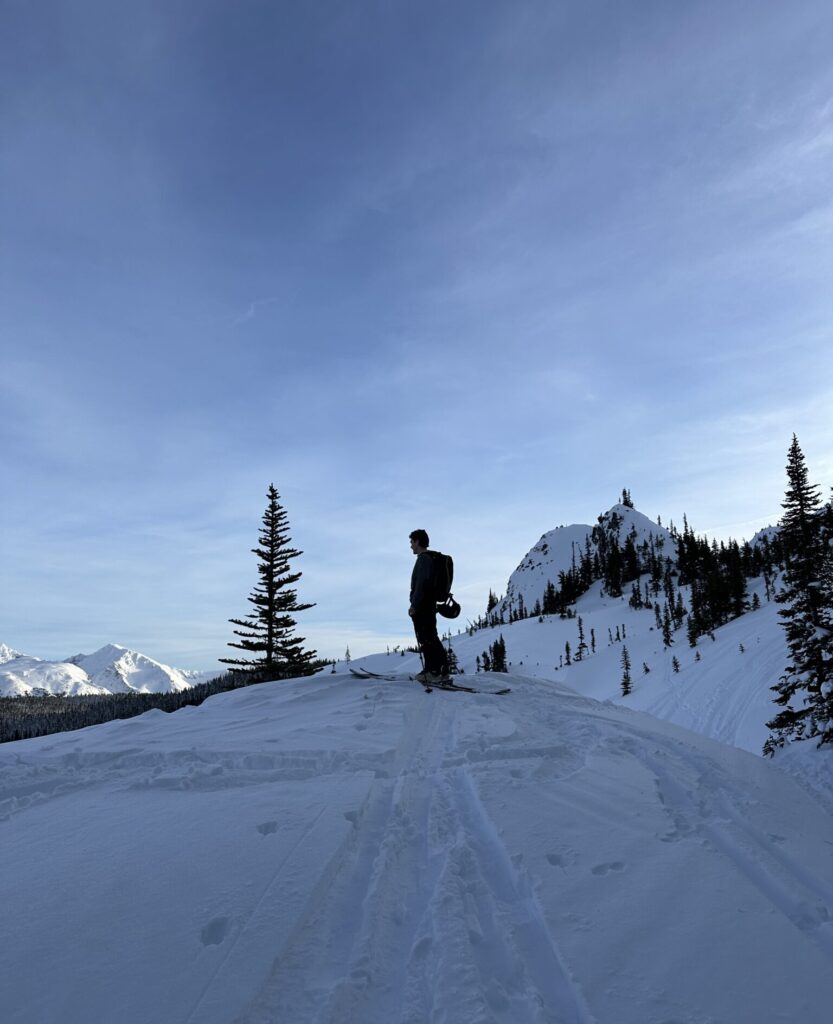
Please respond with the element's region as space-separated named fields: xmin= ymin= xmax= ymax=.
xmin=409 ymin=529 xmax=450 ymax=684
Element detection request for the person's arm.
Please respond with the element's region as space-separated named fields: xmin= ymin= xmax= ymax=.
xmin=410 ymin=552 xmax=433 ymax=611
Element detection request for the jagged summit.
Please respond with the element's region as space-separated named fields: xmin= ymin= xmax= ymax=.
xmin=67 ymin=644 xmax=195 ymax=695
xmin=496 ymin=501 xmax=674 ymax=618
xmin=0 ymin=643 xmax=205 ymax=697
xmin=0 ymin=643 xmax=24 ymax=666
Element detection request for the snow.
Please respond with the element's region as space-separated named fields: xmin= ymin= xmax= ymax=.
xmin=66 ymin=643 xmax=196 ymax=694
xmin=2 ymin=671 xmax=832 ymax=1023
xmin=0 ymin=642 xmax=24 ymax=665
xmin=0 ymin=656 xmax=101 ymax=697
xmin=497 ymin=505 xmax=675 ymax=618
xmin=3 ymin=501 xmax=831 ymax=1020
xmin=353 ymin=575 xmax=784 ymax=757
xmin=0 ymin=643 xmax=212 ymax=697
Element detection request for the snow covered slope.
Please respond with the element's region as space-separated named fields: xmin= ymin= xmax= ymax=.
xmin=65 ymin=643 xmax=195 ymax=694
xmin=497 ymin=503 xmax=675 ymax=617
xmin=0 ymin=643 xmax=213 ymax=696
xmin=0 ymin=643 xmax=23 ymax=665
xmin=0 ymin=656 xmax=98 ymax=697
xmin=366 ymin=499 xmax=782 ymax=756
xmin=2 ymin=671 xmax=832 ymax=1024
xmin=411 ymin=575 xmax=782 ymax=755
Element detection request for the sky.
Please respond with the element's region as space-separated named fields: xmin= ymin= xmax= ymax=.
xmin=2 ymin=0 xmax=833 ymax=670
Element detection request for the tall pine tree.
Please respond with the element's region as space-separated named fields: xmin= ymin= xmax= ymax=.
xmin=220 ymin=484 xmax=318 ymax=679
xmin=765 ymin=437 xmax=832 ymax=751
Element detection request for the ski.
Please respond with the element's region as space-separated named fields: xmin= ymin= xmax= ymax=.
xmin=430 ymin=679 xmax=512 ymax=696
xmin=348 ymin=668 xmax=393 ymax=679
xmin=348 ymin=667 xmax=510 ymax=695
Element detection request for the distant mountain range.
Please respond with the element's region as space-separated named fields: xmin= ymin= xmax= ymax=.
xmin=0 ymin=643 xmax=218 ymax=697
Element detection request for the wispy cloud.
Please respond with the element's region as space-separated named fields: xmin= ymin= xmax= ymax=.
xmin=233 ymin=296 xmax=282 ymax=326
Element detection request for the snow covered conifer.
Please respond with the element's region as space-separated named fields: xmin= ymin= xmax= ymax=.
xmin=621 ymin=646 xmax=632 ymax=696
xmin=576 ymin=617 xmax=588 ymax=661
xmin=765 ymin=437 xmax=832 ymax=751
xmin=220 ymin=484 xmax=318 ymax=679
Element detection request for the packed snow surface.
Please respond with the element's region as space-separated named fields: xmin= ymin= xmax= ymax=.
xmin=3 ymin=671 xmax=832 ymax=1024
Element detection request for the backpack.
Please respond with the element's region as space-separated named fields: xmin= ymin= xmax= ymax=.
xmin=430 ymin=551 xmax=454 ymax=601
xmin=430 ymin=551 xmax=460 ymax=617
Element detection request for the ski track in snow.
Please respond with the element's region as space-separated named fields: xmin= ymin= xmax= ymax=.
xmin=632 ymin=738 xmax=833 ymax=960
xmin=233 ymin=692 xmax=592 ymax=1024
xmin=3 ymin=673 xmax=833 ymax=1024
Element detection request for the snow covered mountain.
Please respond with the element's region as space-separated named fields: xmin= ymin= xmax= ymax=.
xmin=417 ymin=499 xmax=781 ymax=756
xmin=2 ymin=670 xmax=831 ymax=1023
xmin=496 ymin=502 xmax=676 ymax=618
xmin=0 ymin=643 xmax=23 ymax=665
xmin=0 ymin=643 xmax=214 ymax=697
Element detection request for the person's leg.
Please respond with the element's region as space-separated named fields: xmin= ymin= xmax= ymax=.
xmin=413 ymin=608 xmax=448 ymax=676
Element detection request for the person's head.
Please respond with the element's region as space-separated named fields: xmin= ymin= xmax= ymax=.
xmin=409 ymin=529 xmax=429 ymax=554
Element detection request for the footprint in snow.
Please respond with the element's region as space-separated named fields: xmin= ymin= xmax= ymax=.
xmin=591 ymin=861 xmax=626 ymax=876
xmin=200 ymin=917 xmax=230 ymax=946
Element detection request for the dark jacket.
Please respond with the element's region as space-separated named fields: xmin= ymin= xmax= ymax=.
xmin=410 ymin=551 xmax=436 ymax=610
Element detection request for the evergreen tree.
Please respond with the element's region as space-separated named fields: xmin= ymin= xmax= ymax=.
xmin=621 ymin=645 xmax=632 ymax=696
xmin=490 ymin=635 xmax=508 ymax=672
xmin=662 ymin=604 xmax=673 ymax=647
xmin=576 ymin=617 xmax=588 ymax=661
xmin=672 ymin=656 xmax=680 ymax=673
xmin=220 ymin=484 xmax=318 ymax=678
xmin=766 ymin=437 xmax=832 ymax=750
xmin=446 ymin=638 xmax=461 ymax=675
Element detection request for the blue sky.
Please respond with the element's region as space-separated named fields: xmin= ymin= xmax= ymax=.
xmin=2 ymin=0 xmax=833 ymax=669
